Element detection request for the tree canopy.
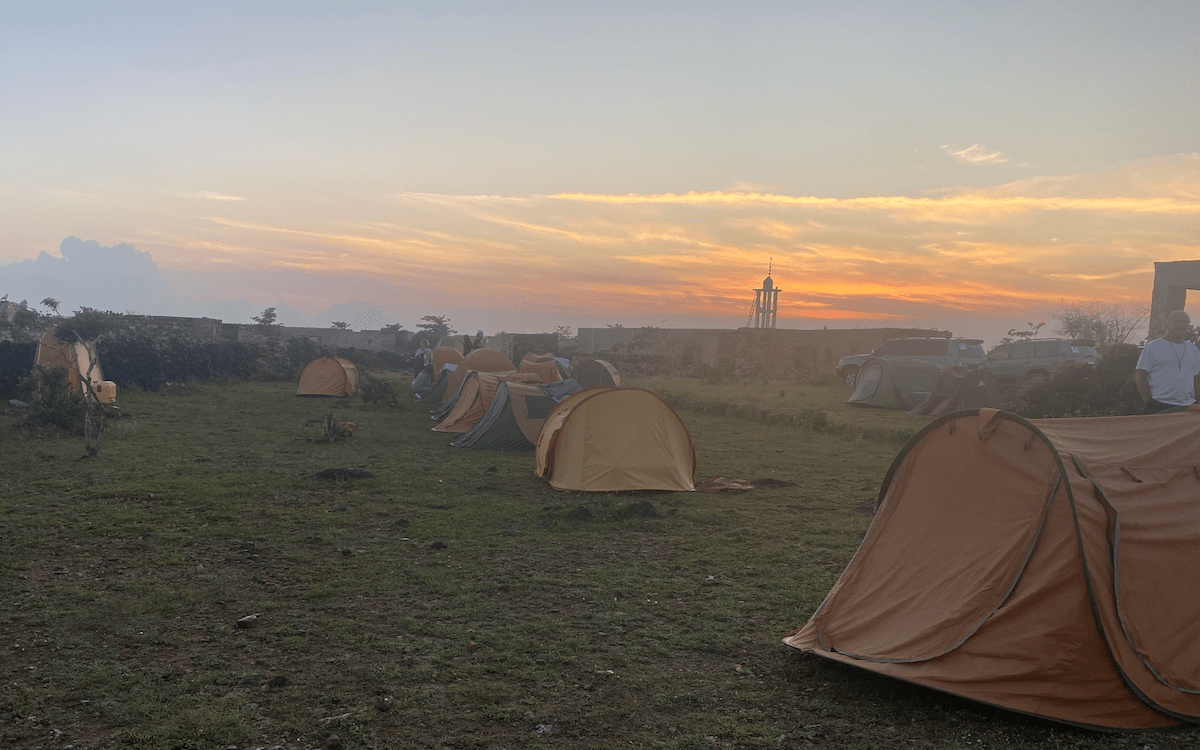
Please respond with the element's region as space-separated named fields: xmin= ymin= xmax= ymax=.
xmin=416 ymin=315 xmax=455 ymax=341
xmin=1053 ymin=303 xmax=1145 ymax=345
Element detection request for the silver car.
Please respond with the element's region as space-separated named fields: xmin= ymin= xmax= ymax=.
xmin=836 ymin=337 xmax=986 ymax=388
xmin=984 ymin=339 xmax=1098 ymax=383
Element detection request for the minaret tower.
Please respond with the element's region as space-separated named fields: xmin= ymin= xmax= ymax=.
xmin=752 ymin=262 xmax=781 ymax=329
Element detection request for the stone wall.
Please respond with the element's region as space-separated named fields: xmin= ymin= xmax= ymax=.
xmin=1 ymin=307 xmax=412 ymax=353
xmin=230 ymin=325 xmax=402 ymax=352
xmin=109 ymin=314 xmax=223 ymax=342
xmin=575 ymin=326 xmax=951 ymax=376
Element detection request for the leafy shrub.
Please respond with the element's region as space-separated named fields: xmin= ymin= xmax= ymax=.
xmin=0 ymin=340 xmax=38 ymax=400
xmin=358 ymin=372 xmax=398 ymax=407
xmin=307 ymin=413 xmax=357 ymax=443
xmin=98 ymin=337 xmax=263 ymax=390
xmin=16 ymin=366 xmax=87 ymax=434
xmin=1003 ymin=345 xmax=1142 ymax=418
xmin=71 ymin=324 xmax=413 ymax=391
xmin=334 ymin=346 xmax=409 ymax=372
xmin=54 ymin=307 xmax=120 ymax=342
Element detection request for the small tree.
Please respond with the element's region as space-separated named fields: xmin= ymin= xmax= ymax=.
xmin=330 ymin=321 xmax=350 ymax=329
xmin=55 ymin=307 xmax=118 ymax=342
xmin=71 ymin=335 xmax=111 ymax=456
xmin=556 ymin=325 xmax=574 ymax=339
xmin=8 ymin=301 xmax=42 ymax=337
xmin=416 ymin=315 xmax=455 ymax=341
xmin=18 ymin=334 xmax=115 ymax=455
xmin=253 ymin=307 xmax=278 ymax=326
xmin=999 ymin=322 xmax=1045 ymax=344
xmin=41 ymin=297 xmax=61 ymax=316
xmin=1053 ymin=303 xmax=1145 ymax=345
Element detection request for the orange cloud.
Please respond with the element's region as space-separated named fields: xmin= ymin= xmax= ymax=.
xmin=941 ymin=143 xmax=1010 ymax=165
xmin=118 ymin=155 xmax=1196 ymax=330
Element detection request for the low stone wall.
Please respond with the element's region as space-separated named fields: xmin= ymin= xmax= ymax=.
xmin=573 ymin=326 xmax=951 ymax=377
xmin=221 ymin=324 xmax=404 ymax=353
xmin=110 ymin=314 xmax=222 ymax=341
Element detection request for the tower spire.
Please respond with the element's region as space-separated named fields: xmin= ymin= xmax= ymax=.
xmin=751 ymin=264 xmax=781 ymax=329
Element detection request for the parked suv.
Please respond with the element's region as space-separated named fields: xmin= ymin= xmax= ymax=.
xmin=983 ymin=339 xmax=1098 ymax=383
xmin=836 ymin=337 xmax=986 ymax=388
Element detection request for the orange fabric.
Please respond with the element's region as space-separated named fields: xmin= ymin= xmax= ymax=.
xmin=35 ymin=329 xmax=105 ymax=395
xmin=535 ymin=387 xmax=695 ymax=492
xmin=518 ymin=352 xmax=563 ymax=384
xmin=431 ymin=346 xmax=463 ymax=383
xmin=433 ymin=371 xmax=541 ymax=433
xmin=783 ymin=409 xmax=1200 ymax=730
xmin=295 ymin=357 xmax=359 ymax=397
xmin=438 ymin=349 xmax=514 ymax=405
xmin=506 ymin=382 xmax=560 ymax=444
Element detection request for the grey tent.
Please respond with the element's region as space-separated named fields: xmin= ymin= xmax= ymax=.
xmin=410 ymin=364 xmax=434 ymax=398
xmin=571 ymin=359 xmax=620 ymax=389
xmin=848 ymin=357 xmax=941 ymax=410
xmin=416 ymin=362 xmax=459 ymax=403
xmin=452 ymin=379 xmax=582 ymax=451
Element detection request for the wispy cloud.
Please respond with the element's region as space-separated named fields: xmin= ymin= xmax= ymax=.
xmin=110 ymin=155 xmax=1196 ymax=331
xmin=941 ymin=143 xmax=1009 ymax=165
xmin=547 ymin=190 xmax=1199 ymax=218
xmin=178 ymin=191 xmax=245 ymax=201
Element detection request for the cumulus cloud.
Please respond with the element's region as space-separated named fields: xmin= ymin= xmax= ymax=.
xmin=1 ymin=236 xmax=175 ymax=314
xmin=941 ymin=143 xmax=1009 ymax=165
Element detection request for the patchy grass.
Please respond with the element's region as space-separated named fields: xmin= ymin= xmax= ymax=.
xmin=634 ymin=374 xmax=930 ymax=438
xmin=0 ymin=378 xmax=1195 ymax=749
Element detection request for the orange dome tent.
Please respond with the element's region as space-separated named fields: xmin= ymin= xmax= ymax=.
xmin=784 ymin=407 xmax=1200 ymax=730
xmin=535 ymin=387 xmax=695 ymax=492
xmin=437 ymin=348 xmax=514 ymax=406
xmin=517 ymin=352 xmax=564 ymax=384
xmin=295 ymin=357 xmax=359 ymax=397
xmin=432 ymin=370 xmax=542 ymax=433
xmin=431 ymin=346 xmax=464 ymax=383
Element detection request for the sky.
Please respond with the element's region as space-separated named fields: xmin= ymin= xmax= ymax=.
xmin=1 ymin=1 xmax=1197 ymax=346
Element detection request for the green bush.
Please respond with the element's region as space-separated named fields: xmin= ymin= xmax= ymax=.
xmin=1004 ymin=345 xmax=1141 ymax=418
xmin=16 ymin=366 xmax=87 ymax=434
xmin=358 ymin=371 xmax=398 ymax=407
xmin=98 ymin=337 xmax=263 ymax=390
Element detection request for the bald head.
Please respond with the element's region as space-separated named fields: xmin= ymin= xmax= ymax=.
xmin=1165 ymin=310 xmax=1192 ymax=342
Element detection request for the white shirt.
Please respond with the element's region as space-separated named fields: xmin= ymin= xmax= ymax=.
xmin=1137 ymin=337 xmax=1200 ymax=405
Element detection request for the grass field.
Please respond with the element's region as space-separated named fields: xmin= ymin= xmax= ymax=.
xmin=0 ymin=374 xmax=1195 ymax=749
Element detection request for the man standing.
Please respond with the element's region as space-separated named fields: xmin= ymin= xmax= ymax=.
xmin=1135 ymin=310 xmax=1200 ymax=413
xmin=415 ymin=339 xmax=433 ymax=369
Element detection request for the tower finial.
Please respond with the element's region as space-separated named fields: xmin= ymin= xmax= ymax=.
xmin=768 ymin=257 xmax=772 ymax=276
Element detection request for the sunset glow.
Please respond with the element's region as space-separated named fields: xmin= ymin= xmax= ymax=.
xmin=1 ymin=2 xmax=1197 ymax=343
